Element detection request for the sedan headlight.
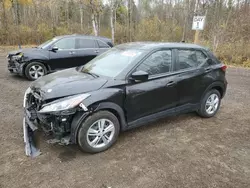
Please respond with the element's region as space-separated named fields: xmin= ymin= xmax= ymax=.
xmin=39 ymin=93 xmax=90 ymax=113
xmin=12 ymin=53 xmax=23 ymax=60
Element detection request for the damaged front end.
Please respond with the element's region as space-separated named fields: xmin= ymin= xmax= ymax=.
xmin=7 ymin=53 xmax=26 ymax=75
xmin=23 ymin=87 xmax=90 ymax=157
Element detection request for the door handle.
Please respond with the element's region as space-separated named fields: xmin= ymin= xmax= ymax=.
xmin=69 ymin=51 xmax=76 ymax=55
xmin=95 ymin=50 xmax=99 ymax=53
xmin=166 ymin=81 xmax=176 ymax=87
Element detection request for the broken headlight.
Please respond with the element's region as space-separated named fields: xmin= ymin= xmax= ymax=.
xmin=39 ymin=93 xmax=90 ymax=113
xmin=12 ymin=53 xmax=23 ymax=60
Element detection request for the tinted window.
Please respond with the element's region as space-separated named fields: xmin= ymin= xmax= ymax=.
xmin=54 ymin=38 xmax=75 ymax=50
xmin=135 ymin=50 xmax=172 ymax=76
xmin=97 ymin=40 xmax=109 ymax=48
xmin=81 ymin=48 xmax=142 ymax=77
xmin=178 ymin=50 xmax=207 ymax=70
xmin=77 ymin=39 xmax=96 ymax=49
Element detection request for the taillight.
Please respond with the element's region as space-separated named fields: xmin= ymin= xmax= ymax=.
xmin=221 ymin=65 xmax=227 ymax=72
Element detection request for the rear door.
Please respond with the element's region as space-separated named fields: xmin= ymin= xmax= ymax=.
xmin=48 ymin=37 xmax=77 ymax=70
xmin=75 ymin=38 xmax=98 ymax=66
xmin=174 ymin=49 xmax=212 ymax=107
xmin=96 ymin=40 xmax=111 ymax=55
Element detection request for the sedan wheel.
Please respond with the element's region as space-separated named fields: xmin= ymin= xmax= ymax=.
xmin=25 ymin=62 xmax=47 ymax=81
xmin=29 ymin=65 xmax=45 ymax=79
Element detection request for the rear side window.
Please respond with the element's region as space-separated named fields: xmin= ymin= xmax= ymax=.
xmin=177 ymin=49 xmax=207 ymax=70
xmin=107 ymin=42 xmax=113 ymax=47
xmin=97 ymin=40 xmax=110 ymax=48
xmin=77 ymin=39 xmax=96 ymax=49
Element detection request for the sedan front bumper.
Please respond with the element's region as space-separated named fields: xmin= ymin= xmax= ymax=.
xmin=8 ymin=59 xmax=24 ymax=75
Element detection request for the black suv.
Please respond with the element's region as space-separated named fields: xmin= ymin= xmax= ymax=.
xmin=7 ymin=35 xmax=113 ymax=80
xmin=23 ymin=42 xmax=227 ymax=157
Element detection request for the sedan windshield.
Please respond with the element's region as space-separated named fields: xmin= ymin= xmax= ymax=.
xmin=81 ymin=48 xmax=143 ymax=77
xmin=38 ymin=38 xmax=58 ymax=49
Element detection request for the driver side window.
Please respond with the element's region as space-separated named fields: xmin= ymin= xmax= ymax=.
xmin=53 ymin=38 xmax=75 ymax=50
xmin=135 ymin=50 xmax=172 ymax=76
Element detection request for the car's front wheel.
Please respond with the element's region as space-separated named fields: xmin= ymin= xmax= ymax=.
xmin=197 ymin=89 xmax=221 ymax=118
xmin=77 ymin=111 xmax=120 ymax=153
xmin=25 ymin=62 xmax=47 ymax=80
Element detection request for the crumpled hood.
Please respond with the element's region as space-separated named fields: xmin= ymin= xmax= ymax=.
xmin=8 ymin=48 xmax=39 ymax=56
xmin=8 ymin=48 xmax=49 ymax=60
xmin=30 ymin=68 xmax=108 ymax=100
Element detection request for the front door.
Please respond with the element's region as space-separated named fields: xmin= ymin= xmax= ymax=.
xmin=48 ymin=37 xmax=78 ymax=70
xmin=125 ymin=49 xmax=178 ymax=123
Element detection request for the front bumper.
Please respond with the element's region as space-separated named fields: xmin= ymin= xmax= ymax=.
xmin=23 ymin=89 xmax=75 ymax=157
xmin=8 ymin=58 xmax=24 ymax=75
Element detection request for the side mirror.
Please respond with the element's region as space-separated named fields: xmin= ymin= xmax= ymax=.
xmin=50 ymin=46 xmax=59 ymax=52
xmin=206 ymin=58 xmax=213 ymax=65
xmin=130 ymin=70 xmax=149 ymax=82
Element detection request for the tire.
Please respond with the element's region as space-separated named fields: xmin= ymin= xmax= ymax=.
xmin=197 ymin=89 xmax=221 ymax=118
xmin=24 ymin=62 xmax=47 ymax=81
xmin=77 ymin=111 xmax=120 ymax=153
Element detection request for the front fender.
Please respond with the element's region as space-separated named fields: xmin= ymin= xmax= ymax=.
xmin=23 ymin=51 xmax=49 ymax=62
xmin=70 ymin=88 xmax=127 ymax=144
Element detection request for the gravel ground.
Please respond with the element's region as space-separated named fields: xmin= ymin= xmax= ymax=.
xmin=0 ymin=56 xmax=249 ymax=188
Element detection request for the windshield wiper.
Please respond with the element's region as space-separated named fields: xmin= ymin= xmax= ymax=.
xmin=83 ymin=71 xmax=99 ymax=78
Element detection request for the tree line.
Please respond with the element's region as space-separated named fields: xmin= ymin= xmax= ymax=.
xmin=0 ymin=0 xmax=250 ymax=66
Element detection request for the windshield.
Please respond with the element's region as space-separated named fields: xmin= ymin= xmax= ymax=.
xmin=38 ymin=38 xmax=58 ymax=49
xmin=81 ymin=48 xmax=143 ymax=77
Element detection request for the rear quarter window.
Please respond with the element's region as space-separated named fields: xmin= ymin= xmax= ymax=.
xmin=206 ymin=50 xmax=221 ymax=64
xmin=97 ymin=40 xmax=110 ymax=48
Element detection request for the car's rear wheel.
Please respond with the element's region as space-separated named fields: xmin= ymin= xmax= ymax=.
xmin=25 ymin=62 xmax=47 ymax=80
xmin=197 ymin=89 xmax=221 ymax=118
xmin=77 ymin=111 xmax=120 ymax=153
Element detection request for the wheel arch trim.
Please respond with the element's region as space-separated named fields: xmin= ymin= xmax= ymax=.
xmin=70 ymin=102 xmax=127 ymax=144
xmin=23 ymin=60 xmax=51 ymax=75
xmin=202 ymin=81 xmax=226 ymax=100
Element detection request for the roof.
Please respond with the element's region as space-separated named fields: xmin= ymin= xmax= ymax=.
xmin=55 ymin=34 xmax=112 ymax=42
xmin=115 ymin=42 xmax=206 ymax=51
